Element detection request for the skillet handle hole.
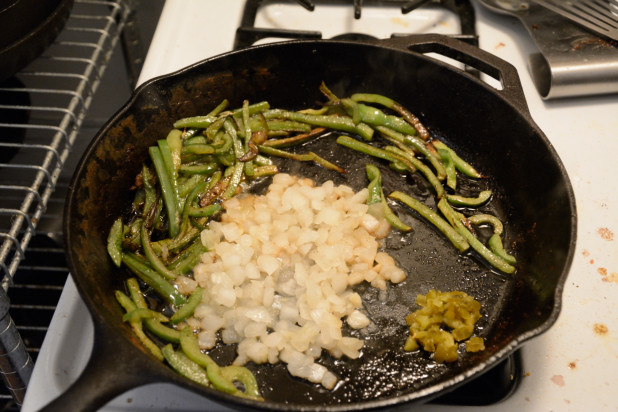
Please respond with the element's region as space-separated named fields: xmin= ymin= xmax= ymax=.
xmin=408 ymin=43 xmax=505 ymax=92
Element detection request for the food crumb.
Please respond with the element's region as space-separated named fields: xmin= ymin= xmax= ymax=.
xmin=593 ymin=323 xmax=608 ymax=336
xmin=582 ymin=249 xmax=590 ymax=257
xmin=568 ymin=361 xmax=577 ymax=370
xmin=550 ymin=374 xmax=565 ymax=387
xmin=600 ymin=270 xmax=618 ymax=283
xmin=597 ymin=227 xmax=614 ymax=241
xmin=495 ymin=42 xmax=506 ymax=49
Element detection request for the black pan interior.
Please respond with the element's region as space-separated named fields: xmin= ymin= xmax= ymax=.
xmin=64 ymin=39 xmax=575 ymax=410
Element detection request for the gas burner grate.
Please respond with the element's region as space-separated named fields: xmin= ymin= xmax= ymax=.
xmin=234 ymin=0 xmax=477 ymax=49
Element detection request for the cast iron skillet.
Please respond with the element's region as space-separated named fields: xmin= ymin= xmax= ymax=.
xmin=0 ymin=0 xmax=74 ymax=82
xmin=49 ymin=34 xmax=576 ymax=411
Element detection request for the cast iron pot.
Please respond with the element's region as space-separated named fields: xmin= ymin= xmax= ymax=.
xmin=50 ymin=34 xmax=576 ymax=411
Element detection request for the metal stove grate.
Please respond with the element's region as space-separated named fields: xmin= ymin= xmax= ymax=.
xmin=0 ymin=0 xmax=138 ymax=406
xmin=234 ymin=0 xmax=478 ymax=49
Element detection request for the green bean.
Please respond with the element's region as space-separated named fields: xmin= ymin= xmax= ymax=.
xmin=222 ymin=162 xmax=244 ymax=199
xmin=115 ymin=290 xmax=164 ymax=361
xmin=432 ymin=140 xmax=482 ymax=178
xmin=350 ymin=93 xmax=431 ymax=140
xmin=223 ymin=118 xmax=245 ymax=160
xmin=264 ymin=109 xmax=374 ymax=141
xmin=215 ymin=150 xmax=236 ymax=166
xmin=188 ymin=204 xmax=222 ymax=218
xmin=205 ymin=115 xmax=227 ymax=141
xmin=170 ymin=287 xmax=203 ymax=324
xmin=181 ymin=143 xmax=216 ymax=155
xmin=254 ymin=154 xmax=273 ymax=166
xmin=178 ymin=174 xmax=206 ymax=198
xmin=167 ymin=239 xmax=207 ymax=274
xmin=230 ymin=101 xmax=270 ymax=118
xmin=159 ymin=139 xmax=180 ymax=195
xmin=107 ymin=218 xmax=123 ymax=267
xmin=385 ymin=146 xmax=444 ymax=199
xmin=319 ymin=81 xmax=340 ymax=102
xmin=468 ymin=213 xmax=504 ymax=235
xmin=389 ymin=191 xmax=469 ymax=252
xmin=389 ymin=160 xmax=408 ymax=174
xmin=141 ymin=221 xmax=178 ymax=280
xmin=162 ymin=344 xmax=211 ymax=387
xmin=207 ymin=99 xmax=230 ymax=118
xmin=342 ymin=98 xmax=418 ymax=136
xmin=261 ymin=127 xmax=327 ymax=148
xmin=179 ymin=163 xmax=218 ymax=175
xmin=181 ymin=179 xmax=208 ymax=227
xmin=258 ymin=145 xmax=344 ymax=173
xmin=122 ymin=218 xmax=142 ymax=250
xmin=446 ymin=190 xmax=492 ymax=207
xmin=366 ymin=165 xmax=411 ymax=232
xmin=437 ymin=148 xmax=457 ymax=190
xmin=181 ymin=128 xmax=199 ymax=139
xmin=252 ymin=164 xmax=279 ymax=177
xmin=152 ymin=227 xmax=201 ymax=255
xmin=121 ymin=253 xmax=186 ymax=306
xmin=149 ymin=146 xmax=180 ymax=237
xmin=167 ymin=129 xmax=183 ymax=170
xmin=488 ymin=234 xmax=517 ymax=265
xmin=142 ymin=165 xmax=158 ymax=218
xmin=335 ymin=135 xmax=416 ymax=172
xmin=212 ymin=130 xmax=234 ymax=154
xmin=185 ymin=136 xmax=208 ymax=146
xmin=131 ymin=188 xmax=145 ymax=213
xmin=437 ymin=199 xmax=515 ymax=274
xmin=174 ymin=99 xmax=232 ymax=129
xmin=253 ymin=119 xmax=312 ymax=133
xmin=173 ymin=115 xmax=217 ymax=130
xmin=376 ymin=126 xmax=446 ymax=181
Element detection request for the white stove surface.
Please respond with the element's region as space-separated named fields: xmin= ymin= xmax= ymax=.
xmin=23 ymin=1 xmax=618 ymax=411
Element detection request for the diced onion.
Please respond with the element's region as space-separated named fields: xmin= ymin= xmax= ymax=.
xmin=187 ymin=174 xmax=406 ymax=389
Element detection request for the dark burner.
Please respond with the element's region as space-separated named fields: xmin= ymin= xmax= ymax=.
xmin=0 ymin=77 xmax=29 ymax=165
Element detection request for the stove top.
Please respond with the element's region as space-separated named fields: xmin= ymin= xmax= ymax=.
xmin=21 ymin=1 xmax=618 ymax=411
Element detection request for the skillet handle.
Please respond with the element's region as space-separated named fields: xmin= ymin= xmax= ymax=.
xmin=38 ymin=321 xmax=161 ymax=412
xmin=378 ymin=34 xmax=530 ymax=116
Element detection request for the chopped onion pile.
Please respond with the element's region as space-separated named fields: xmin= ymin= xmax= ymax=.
xmin=176 ymin=173 xmax=406 ymax=389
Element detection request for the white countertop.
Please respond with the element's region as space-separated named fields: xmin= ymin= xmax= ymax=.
xmin=22 ymin=1 xmax=618 ymax=411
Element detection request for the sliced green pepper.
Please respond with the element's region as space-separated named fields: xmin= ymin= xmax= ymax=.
xmin=170 ymin=287 xmax=203 ymax=324
xmin=366 ymin=164 xmax=411 ymax=232
xmin=107 ymin=218 xmax=123 ymax=267
xmin=162 ymin=344 xmax=211 ymax=387
xmin=389 ymin=191 xmax=469 ymax=252
xmin=446 ymin=190 xmax=492 ymax=207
